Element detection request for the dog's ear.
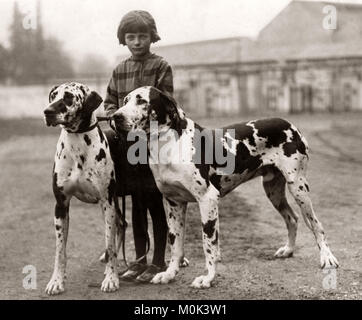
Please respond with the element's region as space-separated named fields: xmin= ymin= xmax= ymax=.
xmin=160 ymin=91 xmax=187 ymax=136
xmin=149 ymin=87 xmax=187 ymax=135
xmin=48 ymin=85 xmax=59 ymax=103
xmin=83 ymin=91 xmax=103 ymax=114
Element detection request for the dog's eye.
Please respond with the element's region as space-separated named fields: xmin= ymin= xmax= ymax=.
xmin=49 ymin=92 xmax=57 ymax=103
xmin=137 ymin=99 xmax=148 ymax=105
xmin=58 ymin=102 xmax=67 ymax=113
xmin=63 ymin=92 xmax=74 ymax=106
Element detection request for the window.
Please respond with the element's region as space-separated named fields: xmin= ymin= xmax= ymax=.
xmin=205 ymin=87 xmax=214 ymax=114
xmin=343 ymin=83 xmax=352 ymax=111
xmin=266 ymin=86 xmax=278 ymax=111
xmin=218 ymin=78 xmax=230 ymax=87
xmin=174 ymin=89 xmax=189 ymax=111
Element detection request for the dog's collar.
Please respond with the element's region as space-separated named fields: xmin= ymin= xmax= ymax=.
xmin=65 ymin=121 xmax=99 ymax=134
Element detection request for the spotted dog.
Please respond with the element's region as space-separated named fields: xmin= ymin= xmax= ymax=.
xmin=112 ymin=86 xmax=339 ymax=288
xmin=43 ymin=82 xmax=122 ymax=295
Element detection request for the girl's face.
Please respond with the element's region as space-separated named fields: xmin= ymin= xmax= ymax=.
xmin=125 ymin=32 xmax=151 ymax=58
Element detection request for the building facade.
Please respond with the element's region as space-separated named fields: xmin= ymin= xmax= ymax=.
xmin=152 ymin=1 xmax=362 ymax=116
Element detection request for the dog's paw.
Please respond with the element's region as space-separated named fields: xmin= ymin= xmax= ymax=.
xmin=45 ymin=275 xmax=65 ymax=295
xmin=274 ymin=245 xmax=294 ymax=258
xmin=151 ymin=271 xmax=176 ymax=284
xmin=101 ymin=272 xmax=119 ymax=292
xmin=191 ymin=275 xmax=213 ymax=289
xmin=320 ymin=250 xmax=339 ymax=269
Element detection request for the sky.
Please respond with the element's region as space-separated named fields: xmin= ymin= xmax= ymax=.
xmin=1 ymin=0 xmax=362 ymax=64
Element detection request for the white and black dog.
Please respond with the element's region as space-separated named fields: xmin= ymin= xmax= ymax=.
xmin=112 ymin=86 xmax=339 ymax=288
xmin=44 ymin=82 xmax=123 ymax=295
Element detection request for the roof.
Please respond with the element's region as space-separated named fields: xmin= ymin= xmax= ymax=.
xmin=246 ymin=0 xmax=362 ymax=62
xmin=153 ymin=37 xmax=254 ymax=66
xmin=118 ymin=1 xmax=362 ymax=66
xmin=118 ymin=37 xmax=254 ymax=67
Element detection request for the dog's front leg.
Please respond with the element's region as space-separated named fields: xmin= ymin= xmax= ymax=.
xmin=100 ymin=201 xmax=119 ymax=292
xmin=45 ymin=200 xmax=70 ymax=295
xmin=151 ymin=199 xmax=187 ymax=285
xmin=192 ymin=185 xmax=220 ymax=289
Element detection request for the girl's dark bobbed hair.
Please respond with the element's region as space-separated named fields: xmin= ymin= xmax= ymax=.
xmin=117 ymin=10 xmax=161 ymax=45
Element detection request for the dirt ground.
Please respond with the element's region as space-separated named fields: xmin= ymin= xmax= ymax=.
xmin=0 ymin=113 xmax=361 ymax=300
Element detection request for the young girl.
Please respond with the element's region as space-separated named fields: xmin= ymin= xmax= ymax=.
xmin=104 ymin=10 xmax=186 ymax=283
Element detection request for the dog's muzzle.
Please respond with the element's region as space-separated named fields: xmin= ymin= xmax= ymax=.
xmin=112 ymin=112 xmax=131 ymax=132
xmin=43 ymin=109 xmax=59 ymax=127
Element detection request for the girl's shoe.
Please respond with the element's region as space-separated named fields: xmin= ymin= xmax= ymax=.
xmin=180 ymin=257 xmax=189 ymax=267
xmin=135 ymin=264 xmax=167 ymax=283
xmin=120 ymin=262 xmax=148 ymax=281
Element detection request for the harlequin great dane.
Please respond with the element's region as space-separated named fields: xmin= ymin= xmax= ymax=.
xmin=43 ymin=82 xmax=123 ymax=295
xmin=112 ymin=86 xmax=339 ymax=288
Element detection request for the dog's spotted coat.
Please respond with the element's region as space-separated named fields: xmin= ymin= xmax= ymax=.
xmin=44 ymin=82 xmax=122 ymax=295
xmin=113 ymin=86 xmax=339 ymax=288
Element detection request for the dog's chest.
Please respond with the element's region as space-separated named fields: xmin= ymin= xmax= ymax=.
xmin=150 ymin=163 xmax=197 ymax=202
xmin=54 ymin=130 xmax=112 ymax=202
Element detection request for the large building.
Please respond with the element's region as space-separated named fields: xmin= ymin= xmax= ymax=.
xmin=152 ymin=1 xmax=362 ymax=116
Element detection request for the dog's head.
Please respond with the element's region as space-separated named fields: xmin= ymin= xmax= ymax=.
xmin=113 ymin=86 xmax=186 ymax=135
xmin=44 ymin=82 xmax=103 ymax=132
